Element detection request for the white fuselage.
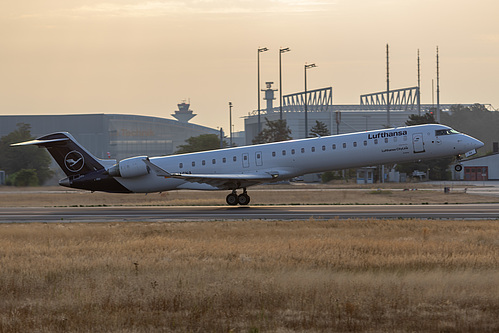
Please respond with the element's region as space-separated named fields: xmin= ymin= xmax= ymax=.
xmin=114 ymin=124 xmax=483 ymax=193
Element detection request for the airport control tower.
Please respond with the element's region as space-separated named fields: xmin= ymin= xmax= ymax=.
xmin=171 ymin=100 xmax=197 ymax=123
xmin=262 ymin=82 xmax=277 ymax=114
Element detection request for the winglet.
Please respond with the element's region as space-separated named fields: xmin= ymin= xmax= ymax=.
xmin=143 ymin=158 xmax=171 ymax=177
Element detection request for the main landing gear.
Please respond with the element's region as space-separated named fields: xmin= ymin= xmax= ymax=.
xmin=226 ymin=188 xmax=251 ymax=206
xmin=454 ymin=155 xmax=463 ymax=172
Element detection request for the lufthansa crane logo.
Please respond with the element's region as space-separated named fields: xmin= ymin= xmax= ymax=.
xmin=64 ymin=151 xmax=85 ymax=172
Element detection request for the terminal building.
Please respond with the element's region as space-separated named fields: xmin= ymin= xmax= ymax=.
xmin=0 ymin=102 xmax=219 ymax=161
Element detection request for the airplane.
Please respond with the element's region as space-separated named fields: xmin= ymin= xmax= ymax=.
xmin=12 ymin=124 xmax=483 ymax=205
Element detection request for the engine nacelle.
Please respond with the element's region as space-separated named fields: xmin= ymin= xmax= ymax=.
xmin=107 ymin=156 xmax=150 ymax=178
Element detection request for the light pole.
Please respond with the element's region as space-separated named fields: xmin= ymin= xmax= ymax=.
xmin=257 ymin=47 xmax=269 ymax=135
xmin=386 ymin=43 xmax=390 ymax=128
xmin=436 ymin=46 xmax=440 ymax=123
xmin=229 ymin=102 xmax=233 ymax=147
xmin=304 ymin=63 xmax=317 ymax=138
xmin=417 ymin=49 xmax=421 ymax=116
xmin=279 ymin=47 xmax=290 ymax=120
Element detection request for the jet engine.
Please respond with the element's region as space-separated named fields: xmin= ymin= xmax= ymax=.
xmin=107 ymin=156 xmax=150 ymax=178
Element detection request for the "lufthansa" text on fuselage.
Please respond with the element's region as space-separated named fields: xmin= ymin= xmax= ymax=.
xmin=368 ymin=130 xmax=408 ymax=140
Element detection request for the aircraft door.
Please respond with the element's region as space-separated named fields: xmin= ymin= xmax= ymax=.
xmin=255 ymin=151 xmax=263 ymax=166
xmin=412 ymin=133 xmax=425 ymax=153
xmin=242 ymin=153 xmax=250 ymax=168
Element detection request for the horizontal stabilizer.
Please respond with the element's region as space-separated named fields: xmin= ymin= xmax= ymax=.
xmin=10 ymin=137 xmax=69 ymax=147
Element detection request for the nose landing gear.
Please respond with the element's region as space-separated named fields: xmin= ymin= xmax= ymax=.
xmin=226 ymin=188 xmax=251 ymax=206
xmin=454 ymin=154 xmax=463 ymax=172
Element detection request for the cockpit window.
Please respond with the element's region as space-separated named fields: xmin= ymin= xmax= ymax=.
xmin=435 ymin=129 xmax=459 ymax=136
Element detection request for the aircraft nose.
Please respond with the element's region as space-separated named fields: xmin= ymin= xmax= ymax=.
xmin=470 ymin=137 xmax=484 ymax=150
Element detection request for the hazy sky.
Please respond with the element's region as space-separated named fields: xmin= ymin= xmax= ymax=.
xmin=1 ymin=0 xmax=498 ymax=131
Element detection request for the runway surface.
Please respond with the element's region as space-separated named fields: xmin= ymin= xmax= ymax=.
xmin=1 ymin=204 xmax=499 ymax=222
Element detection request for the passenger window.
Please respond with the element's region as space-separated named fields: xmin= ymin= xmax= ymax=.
xmin=192 ymin=161 xmax=195 ymax=167
xmin=244 ymin=155 xmax=248 ymax=160
xmin=311 ymin=147 xmax=315 ymax=152
xmin=301 ymin=148 xmax=305 ymax=153
xmin=332 ymin=144 xmax=336 ymax=150
xmin=282 ymin=150 xmax=286 ymax=156
xmin=212 ymin=159 xmax=216 ymax=164
xmin=179 ymin=163 xmax=183 ymax=169
xmin=291 ymin=149 xmax=295 ymax=155
xmin=233 ymin=156 xmax=237 ymax=162
xmin=353 ymin=142 xmax=357 ymax=147
xmin=223 ymin=157 xmax=226 ymax=163
xmin=374 ymin=139 xmax=378 ymax=144
xmin=364 ymin=141 xmax=367 ymax=146
xmin=272 ymin=152 xmax=276 ymax=157
xmin=322 ymin=145 xmax=326 ymax=151
xmin=384 ymin=138 xmax=388 ymax=143
xmin=202 ymin=160 xmax=206 ymax=166
xmin=256 ymin=153 xmax=261 ymax=159
xmin=342 ymin=143 xmax=346 ymax=148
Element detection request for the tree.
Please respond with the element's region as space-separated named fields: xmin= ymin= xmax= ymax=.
xmin=176 ymin=134 xmax=226 ymax=154
xmin=0 ymin=123 xmax=53 ymax=185
xmin=310 ymin=120 xmax=331 ymax=137
xmin=9 ymin=169 xmax=39 ymax=187
xmin=321 ymin=171 xmax=341 ymax=183
xmin=252 ymin=118 xmax=292 ymax=144
xmin=405 ymin=112 xmax=437 ymax=126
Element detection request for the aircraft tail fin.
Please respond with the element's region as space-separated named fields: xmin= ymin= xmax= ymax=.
xmin=11 ymin=132 xmax=107 ymax=177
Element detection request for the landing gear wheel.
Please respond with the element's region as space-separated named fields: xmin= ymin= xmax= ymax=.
xmin=226 ymin=192 xmax=238 ymax=206
xmin=238 ymin=193 xmax=250 ymax=205
xmin=455 ymin=164 xmax=463 ymax=172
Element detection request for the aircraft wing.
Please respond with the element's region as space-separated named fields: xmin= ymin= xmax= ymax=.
xmin=169 ymin=172 xmax=278 ymax=189
xmin=144 ymin=158 xmax=279 ymax=190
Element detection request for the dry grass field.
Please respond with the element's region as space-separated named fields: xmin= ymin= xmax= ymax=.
xmin=1 ymin=219 xmax=498 ymax=332
xmin=0 ymin=184 xmax=498 ymax=207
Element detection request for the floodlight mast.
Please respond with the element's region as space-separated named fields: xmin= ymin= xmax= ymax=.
xmin=279 ymin=47 xmax=291 ymax=120
xmin=257 ymin=47 xmax=269 ymax=135
xmin=436 ymin=46 xmax=440 ymax=123
xmin=386 ymin=44 xmax=390 ymax=127
xmin=229 ymin=102 xmax=233 ymax=147
xmin=304 ymin=63 xmax=317 ymax=138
